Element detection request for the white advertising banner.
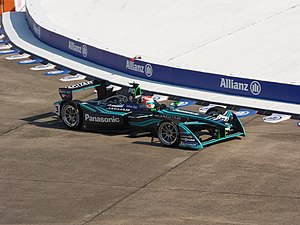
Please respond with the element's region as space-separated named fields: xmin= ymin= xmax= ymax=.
xmin=14 ymin=0 xmax=26 ymax=12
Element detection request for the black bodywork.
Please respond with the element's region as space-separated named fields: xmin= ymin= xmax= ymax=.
xmin=54 ymin=80 xmax=245 ymax=149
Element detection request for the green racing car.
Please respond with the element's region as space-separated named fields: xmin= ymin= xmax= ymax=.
xmin=54 ymin=80 xmax=245 ymax=150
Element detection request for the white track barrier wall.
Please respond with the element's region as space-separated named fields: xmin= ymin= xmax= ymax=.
xmin=24 ymin=0 xmax=300 ymax=108
xmin=14 ymin=0 xmax=26 ymax=12
xmin=2 ymin=1 xmax=300 ymax=115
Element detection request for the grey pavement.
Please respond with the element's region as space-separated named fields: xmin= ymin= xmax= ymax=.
xmin=0 ymin=54 xmax=299 ymax=225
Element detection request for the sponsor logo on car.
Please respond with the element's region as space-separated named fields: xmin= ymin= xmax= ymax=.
xmin=181 ymin=142 xmax=199 ymax=147
xmin=126 ymin=60 xmax=153 ymax=77
xmin=67 ymin=81 xmax=94 ymax=89
xmin=220 ymin=78 xmax=261 ymax=95
xmin=124 ymin=104 xmax=140 ymax=110
xmin=84 ymin=114 xmax=120 ymax=123
xmin=181 ymin=138 xmax=196 ymax=142
xmin=107 ymin=106 xmax=131 ymax=112
xmin=155 ymin=114 xmax=181 ymax=120
xmin=181 ymin=135 xmax=196 ymax=142
xmin=175 ymin=109 xmax=200 ymax=116
xmin=68 ymin=41 xmax=88 ymax=57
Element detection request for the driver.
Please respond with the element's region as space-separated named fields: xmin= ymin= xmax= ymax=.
xmin=142 ymin=96 xmax=156 ymax=110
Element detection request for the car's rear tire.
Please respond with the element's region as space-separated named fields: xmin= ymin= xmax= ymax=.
xmin=205 ymin=106 xmax=227 ymax=117
xmin=61 ymin=101 xmax=82 ymax=129
xmin=157 ymin=122 xmax=180 ymax=147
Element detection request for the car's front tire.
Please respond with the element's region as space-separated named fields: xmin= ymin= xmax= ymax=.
xmin=61 ymin=101 xmax=82 ymax=129
xmin=157 ymin=121 xmax=180 ymax=147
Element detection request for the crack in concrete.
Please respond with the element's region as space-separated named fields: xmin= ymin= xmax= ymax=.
xmin=80 ymin=113 xmax=298 ymax=224
xmin=0 ymin=177 xmax=137 ymax=190
xmin=0 ymin=91 xmax=96 ymax=137
xmin=81 ymin=150 xmax=201 ymax=225
xmin=0 ymin=122 xmax=27 ymax=137
xmin=143 ymin=187 xmax=300 ymax=200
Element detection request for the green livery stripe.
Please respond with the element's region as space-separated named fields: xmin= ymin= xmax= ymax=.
xmin=160 ymin=110 xmax=227 ymax=127
xmin=163 ymin=110 xmax=231 ymax=125
xmin=80 ymin=103 xmax=97 ymax=112
xmin=160 ymin=110 xmax=202 ymax=120
xmin=182 ymin=122 xmax=207 ymax=126
xmin=81 ymin=104 xmax=129 ymax=116
xmin=129 ymin=119 xmax=161 ymax=126
xmin=178 ymin=123 xmax=203 ymax=149
xmin=202 ymin=132 xmax=244 ymax=146
xmin=81 ymin=104 xmax=127 ymax=116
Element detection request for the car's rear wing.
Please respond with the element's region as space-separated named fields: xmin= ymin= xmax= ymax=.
xmin=59 ymin=80 xmax=109 ymax=101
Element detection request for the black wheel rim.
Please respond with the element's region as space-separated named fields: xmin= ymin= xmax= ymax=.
xmin=62 ymin=105 xmax=78 ymax=127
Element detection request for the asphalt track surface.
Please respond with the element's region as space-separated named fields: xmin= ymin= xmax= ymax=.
xmin=0 ymin=54 xmax=299 ymax=225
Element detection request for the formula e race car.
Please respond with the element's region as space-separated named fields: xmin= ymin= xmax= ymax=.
xmin=54 ymin=80 xmax=245 ymax=150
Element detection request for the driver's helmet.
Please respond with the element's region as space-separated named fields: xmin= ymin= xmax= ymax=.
xmin=142 ymin=96 xmax=155 ymax=109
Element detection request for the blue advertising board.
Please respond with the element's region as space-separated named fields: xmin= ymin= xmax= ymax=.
xmin=0 ymin=39 xmax=9 ymax=44
xmin=25 ymin=10 xmax=300 ymax=105
xmin=44 ymin=69 xmax=71 ymax=76
xmin=18 ymin=58 xmax=43 ymax=65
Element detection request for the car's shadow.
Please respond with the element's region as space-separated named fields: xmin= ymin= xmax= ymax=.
xmin=22 ymin=111 xmax=242 ymax=151
xmin=21 ymin=111 xmax=155 ymax=139
xmin=22 ymin=112 xmax=70 ymax=130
